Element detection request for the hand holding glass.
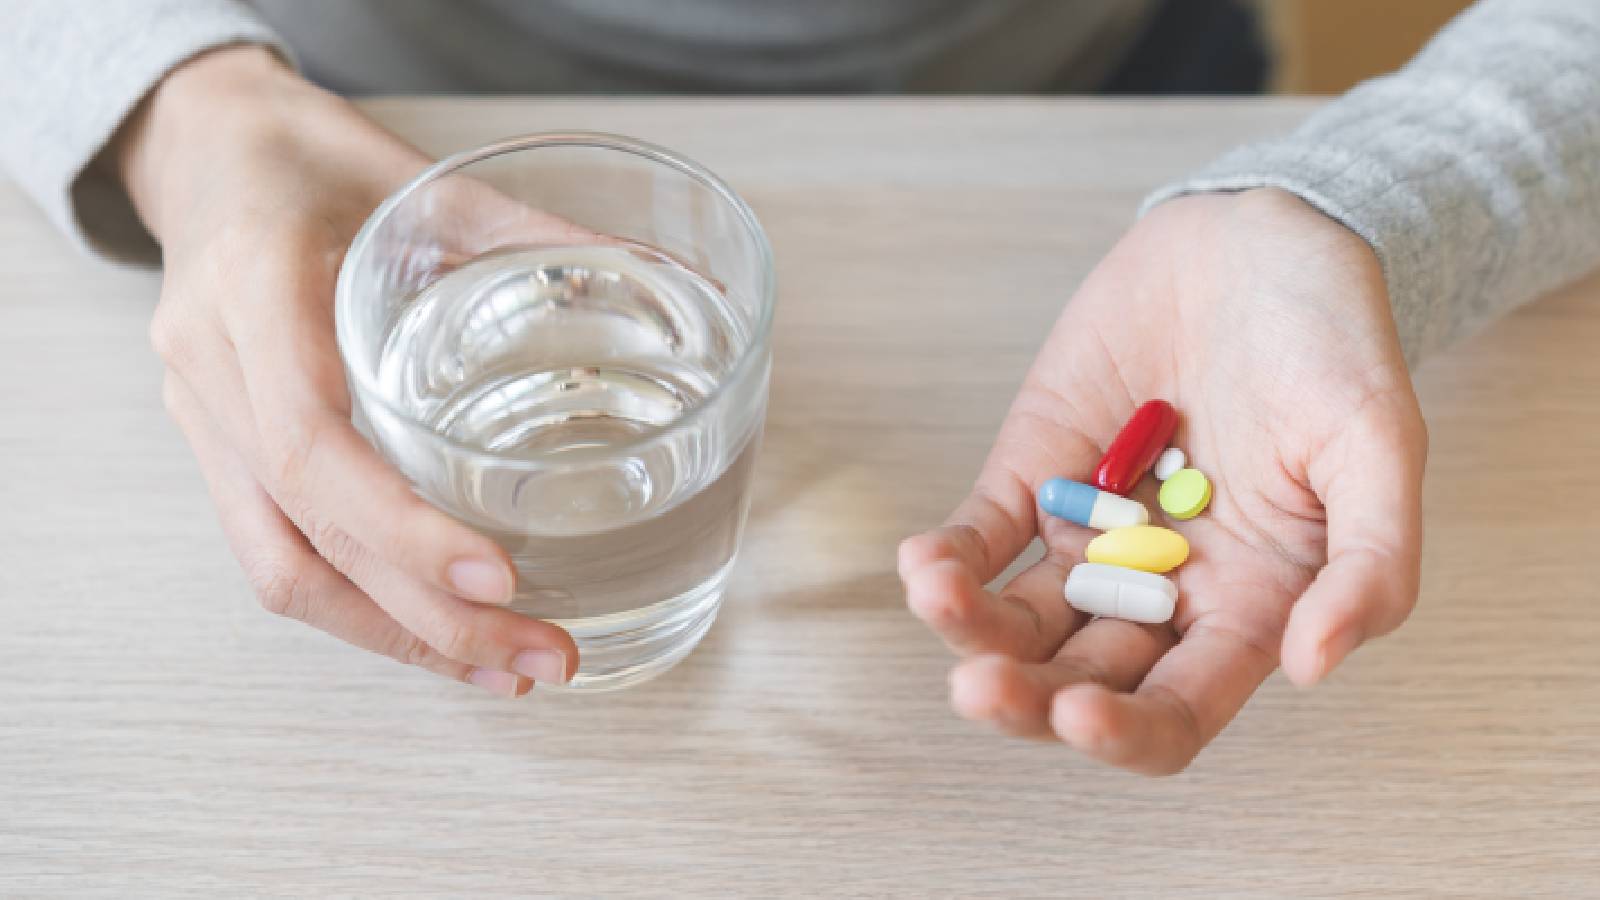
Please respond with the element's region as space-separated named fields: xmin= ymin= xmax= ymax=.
xmin=337 ymin=134 xmax=775 ymax=691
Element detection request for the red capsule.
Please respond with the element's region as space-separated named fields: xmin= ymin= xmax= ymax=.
xmin=1092 ymin=400 xmax=1178 ymax=496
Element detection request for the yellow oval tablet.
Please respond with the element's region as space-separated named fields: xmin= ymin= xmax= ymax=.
xmin=1084 ymin=526 xmax=1190 ymax=574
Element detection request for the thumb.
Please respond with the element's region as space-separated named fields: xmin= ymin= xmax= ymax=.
xmin=1281 ymin=403 xmax=1426 ymax=686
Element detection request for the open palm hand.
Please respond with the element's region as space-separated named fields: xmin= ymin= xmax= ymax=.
xmin=899 ymin=189 xmax=1427 ymax=774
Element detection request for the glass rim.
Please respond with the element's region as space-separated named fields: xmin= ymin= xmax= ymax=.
xmin=335 ymin=130 xmax=776 ymax=469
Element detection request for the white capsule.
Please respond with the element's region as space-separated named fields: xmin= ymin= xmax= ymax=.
xmin=1064 ymin=562 xmax=1178 ymax=624
xmin=1153 ymin=447 xmax=1186 ymax=481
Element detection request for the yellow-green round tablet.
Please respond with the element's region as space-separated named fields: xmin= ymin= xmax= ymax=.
xmin=1159 ymin=468 xmax=1211 ymax=520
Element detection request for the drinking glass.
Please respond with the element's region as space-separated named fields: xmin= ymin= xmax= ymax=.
xmin=336 ymin=133 xmax=774 ymax=691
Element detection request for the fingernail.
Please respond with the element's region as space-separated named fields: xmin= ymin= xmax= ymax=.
xmin=1315 ymin=627 xmax=1364 ymax=683
xmin=447 ymin=558 xmax=513 ymax=604
xmin=468 ymin=668 xmax=520 ymax=697
xmin=511 ymin=649 xmax=569 ymax=684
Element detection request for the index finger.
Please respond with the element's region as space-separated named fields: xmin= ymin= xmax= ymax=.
xmin=900 ymin=378 xmax=1117 ymax=656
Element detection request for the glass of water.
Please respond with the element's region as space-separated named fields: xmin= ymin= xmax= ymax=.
xmin=335 ymin=133 xmax=774 ymax=691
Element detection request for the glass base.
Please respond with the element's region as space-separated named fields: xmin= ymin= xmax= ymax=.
xmin=538 ymin=560 xmax=730 ymax=692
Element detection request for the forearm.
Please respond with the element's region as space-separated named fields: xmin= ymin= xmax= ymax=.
xmin=1145 ymin=0 xmax=1600 ymax=366
xmin=0 ymin=0 xmax=288 ymax=263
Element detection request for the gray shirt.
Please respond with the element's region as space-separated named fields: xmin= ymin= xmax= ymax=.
xmin=249 ymin=0 xmax=1151 ymax=94
xmin=0 ymin=0 xmax=1150 ymax=259
xmin=3 ymin=0 xmax=1598 ymax=366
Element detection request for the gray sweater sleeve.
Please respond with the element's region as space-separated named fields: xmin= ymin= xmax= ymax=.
xmin=0 ymin=0 xmax=288 ymax=263
xmin=1145 ymin=0 xmax=1600 ymax=366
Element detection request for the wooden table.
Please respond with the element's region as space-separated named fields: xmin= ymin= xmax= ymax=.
xmin=4 ymin=99 xmax=1598 ymax=897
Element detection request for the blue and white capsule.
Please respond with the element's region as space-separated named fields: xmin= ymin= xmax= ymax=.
xmin=1037 ymin=478 xmax=1149 ymax=531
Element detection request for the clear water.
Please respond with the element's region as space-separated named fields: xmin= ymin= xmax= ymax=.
xmin=373 ymin=245 xmax=762 ymax=689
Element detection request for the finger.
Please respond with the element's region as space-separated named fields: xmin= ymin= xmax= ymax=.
xmin=1281 ymin=406 xmax=1426 ymax=686
xmin=949 ymin=618 xmax=1175 ymax=739
xmin=898 ymin=473 xmax=1041 ymax=587
xmin=318 ymin=543 xmax=579 ymax=685
xmin=902 ymin=547 xmax=1085 ymax=660
xmin=151 ymin=313 xmax=274 ymax=467
xmin=163 ymin=376 xmax=532 ymax=697
xmin=897 ymin=472 xmax=1045 ymax=657
xmin=899 ymin=351 xmax=1127 ymax=587
xmin=899 ymin=390 xmax=1113 ymax=656
xmin=222 ymin=251 xmax=519 ymax=607
xmin=899 ymin=329 xmax=1129 ymax=587
xmin=1050 ymin=621 xmax=1278 ymax=775
xmin=429 ymin=169 xmax=609 ymax=258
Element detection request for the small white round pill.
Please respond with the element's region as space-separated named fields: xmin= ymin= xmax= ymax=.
xmin=1153 ymin=447 xmax=1186 ymax=481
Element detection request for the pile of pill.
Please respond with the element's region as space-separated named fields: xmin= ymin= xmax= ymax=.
xmin=1037 ymin=400 xmax=1212 ymax=624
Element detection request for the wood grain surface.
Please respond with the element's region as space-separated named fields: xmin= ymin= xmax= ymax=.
xmin=3 ymin=99 xmax=1598 ymax=898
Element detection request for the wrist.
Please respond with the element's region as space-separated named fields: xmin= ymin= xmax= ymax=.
xmin=115 ymin=45 xmax=312 ymax=238
xmin=1231 ymin=187 xmax=1386 ymax=277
